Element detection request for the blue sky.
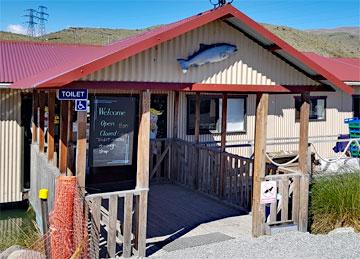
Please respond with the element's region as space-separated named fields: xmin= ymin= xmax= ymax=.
xmin=1 ymin=0 xmax=359 ymax=34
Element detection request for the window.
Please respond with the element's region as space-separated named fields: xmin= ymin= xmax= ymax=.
xmin=295 ymin=96 xmax=326 ymax=121
xmin=187 ymin=95 xmax=246 ymax=134
xmin=354 ymin=96 xmax=360 ymax=118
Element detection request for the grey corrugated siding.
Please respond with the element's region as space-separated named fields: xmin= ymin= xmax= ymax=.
xmin=0 ymin=89 xmax=23 ymax=203
xmin=81 ymin=20 xmax=318 ymax=86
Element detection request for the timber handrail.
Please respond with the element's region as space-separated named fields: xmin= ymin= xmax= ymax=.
xmin=165 ymin=138 xmax=254 ymax=211
xmin=86 ymin=188 xmax=149 ymax=258
xmin=85 ymin=187 xmax=149 ymax=200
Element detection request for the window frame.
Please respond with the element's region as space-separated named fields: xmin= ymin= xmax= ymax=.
xmin=294 ymin=96 xmax=327 ymax=122
xmin=186 ymin=94 xmax=247 ymax=135
xmin=353 ymin=95 xmax=360 ymax=118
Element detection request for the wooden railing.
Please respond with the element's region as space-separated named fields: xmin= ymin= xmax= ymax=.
xmin=85 ymin=188 xmax=149 ymax=258
xmin=151 ymin=139 xmax=253 ymax=211
xmin=264 ymin=168 xmax=302 ymax=227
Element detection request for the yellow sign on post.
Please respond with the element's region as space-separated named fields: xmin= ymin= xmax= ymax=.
xmin=38 ymin=188 xmax=48 ymax=200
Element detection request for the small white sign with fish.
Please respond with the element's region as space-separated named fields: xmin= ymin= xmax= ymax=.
xmin=260 ymin=180 xmax=277 ymax=204
xmin=177 ymin=43 xmax=237 ymax=73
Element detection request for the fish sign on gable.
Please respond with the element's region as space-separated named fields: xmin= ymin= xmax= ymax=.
xmin=177 ymin=43 xmax=237 ymax=73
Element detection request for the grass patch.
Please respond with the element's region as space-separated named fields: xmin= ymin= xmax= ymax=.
xmin=310 ymin=172 xmax=360 ymax=234
xmin=0 ymin=206 xmax=41 ymax=251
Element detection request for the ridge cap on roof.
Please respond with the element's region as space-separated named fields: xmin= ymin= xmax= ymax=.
xmin=0 ymin=39 xmax=101 ymax=48
xmin=9 ymin=3 xmax=353 ymax=94
xmin=106 ymin=6 xmax=223 ymax=47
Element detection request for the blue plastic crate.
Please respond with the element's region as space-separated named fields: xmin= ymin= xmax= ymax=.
xmin=345 ymin=118 xmax=360 ymax=157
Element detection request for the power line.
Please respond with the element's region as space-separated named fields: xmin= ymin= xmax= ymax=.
xmin=23 ymin=6 xmax=49 ymax=37
xmin=37 ymin=5 xmax=49 ymax=36
xmin=24 ymin=8 xmax=38 ymax=37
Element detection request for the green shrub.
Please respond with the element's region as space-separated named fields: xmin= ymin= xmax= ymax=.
xmin=310 ymin=172 xmax=360 ymax=234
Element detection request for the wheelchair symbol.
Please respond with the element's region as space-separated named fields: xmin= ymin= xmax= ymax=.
xmin=75 ymin=100 xmax=87 ymax=111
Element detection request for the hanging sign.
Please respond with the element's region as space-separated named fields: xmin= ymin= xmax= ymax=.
xmin=89 ymin=96 xmax=136 ymax=167
xmin=75 ymin=100 xmax=88 ymax=112
xmin=260 ymin=180 xmax=277 ymax=204
xmin=57 ymin=89 xmax=88 ymax=100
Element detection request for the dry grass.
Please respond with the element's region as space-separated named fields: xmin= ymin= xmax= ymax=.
xmin=310 ymin=172 xmax=360 ymax=234
xmin=0 ymin=207 xmax=41 ymax=251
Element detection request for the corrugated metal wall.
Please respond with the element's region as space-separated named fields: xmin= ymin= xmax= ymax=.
xmin=174 ymin=91 xmax=353 ymax=158
xmin=88 ymin=88 xmax=353 ymax=159
xmin=81 ymin=20 xmax=318 ymax=86
xmin=0 ymin=89 xmax=23 ymax=203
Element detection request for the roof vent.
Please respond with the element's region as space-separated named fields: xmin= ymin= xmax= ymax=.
xmin=209 ymin=0 xmax=233 ymax=9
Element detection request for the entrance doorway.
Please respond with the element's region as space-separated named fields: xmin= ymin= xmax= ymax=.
xmin=86 ymin=95 xmax=139 ymax=193
xmin=21 ymin=95 xmax=32 ymax=189
xmin=151 ymin=94 xmax=168 ymax=139
xmin=353 ymin=95 xmax=360 ymax=118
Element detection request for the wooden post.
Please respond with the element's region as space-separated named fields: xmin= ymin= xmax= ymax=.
xmin=32 ymin=91 xmax=39 ymax=144
xmin=67 ymin=101 xmax=75 ymax=175
xmin=298 ymin=92 xmax=310 ymax=232
xmin=136 ymin=90 xmax=151 ymax=257
xmin=252 ymin=93 xmax=269 ymax=237
xmin=194 ymin=92 xmax=200 ymax=143
xmin=194 ymin=92 xmax=201 ymax=189
xmin=220 ymin=94 xmax=228 ymax=198
xmin=47 ymin=91 xmax=55 ymax=162
xmin=39 ymin=92 xmax=46 ymax=153
xmin=220 ymin=94 xmax=228 ymax=152
xmin=59 ymin=100 xmax=69 ymax=174
xmin=76 ymin=111 xmax=87 ymax=188
xmin=173 ymin=91 xmax=179 ymax=139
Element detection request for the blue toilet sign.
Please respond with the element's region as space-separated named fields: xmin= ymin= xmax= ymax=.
xmin=57 ymin=89 xmax=88 ymax=100
xmin=75 ymin=100 xmax=88 ymax=111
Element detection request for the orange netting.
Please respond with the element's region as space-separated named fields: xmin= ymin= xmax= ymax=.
xmin=50 ymin=176 xmax=77 ymax=259
xmin=10 ymin=176 xmax=91 ymax=258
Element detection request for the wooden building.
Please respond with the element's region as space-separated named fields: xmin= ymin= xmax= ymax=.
xmin=6 ymin=4 xmax=358 ymax=257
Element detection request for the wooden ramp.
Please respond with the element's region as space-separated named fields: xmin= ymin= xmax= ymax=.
xmin=146 ymin=183 xmax=252 ymax=256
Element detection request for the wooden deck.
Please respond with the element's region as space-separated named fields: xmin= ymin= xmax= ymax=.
xmin=146 ymin=183 xmax=252 ymax=256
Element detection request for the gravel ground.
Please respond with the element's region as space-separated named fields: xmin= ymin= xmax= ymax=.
xmin=153 ymin=230 xmax=360 ymax=259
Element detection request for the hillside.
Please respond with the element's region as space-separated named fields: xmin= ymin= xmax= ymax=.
xmin=1 ymin=24 xmax=359 ymax=58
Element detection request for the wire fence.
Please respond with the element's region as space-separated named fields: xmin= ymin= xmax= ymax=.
xmin=15 ymin=176 xmax=91 ymax=259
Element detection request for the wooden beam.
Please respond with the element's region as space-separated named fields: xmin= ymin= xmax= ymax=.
xmin=252 ymin=93 xmax=269 ymax=237
xmin=194 ymin=92 xmax=200 ymax=143
xmin=32 ymin=91 xmax=39 ymax=144
xmin=173 ymin=91 xmax=179 ymax=139
xmin=76 ymin=111 xmax=87 ymax=188
xmin=298 ymin=92 xmax=310 ymax=232
xmin=220 ymin=94 xmax=228 ymax=198
xmin=66 ymin=81 xmax=334 ymax=93
xmin=47 ymin=91 xmax=55 ymax=161
xmin=38 ymin=92 xmax=46 ymax=152
xmin=136 ymin=90 xmax=151 ymax=188
xmin=136 ymin=90 xmax=151 ymax=257
xmin=220 ymin=94 xmax=228 ymax=152
xmin=67 ymin=101 xmax=74 ymax=175
xmin=59 ymin=100 xmax=69 ymax=174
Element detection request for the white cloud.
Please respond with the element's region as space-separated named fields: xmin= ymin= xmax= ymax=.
xmin=6 ymin=24 xmax=27 ymax=35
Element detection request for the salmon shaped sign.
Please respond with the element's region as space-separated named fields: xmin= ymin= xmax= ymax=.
xmin=177 ymin=43 xmax=237 ymax=73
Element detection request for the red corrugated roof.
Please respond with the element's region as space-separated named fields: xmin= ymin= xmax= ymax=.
xmin=0 ymin=41 xmax=99 ymax=83
xmin=303 ymin=52 xmax=360 ymax=82
xmin=331 ymin=57 xmax=360 ymax=68
xmin=6 ymin=4 xmax=355 ymax=94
